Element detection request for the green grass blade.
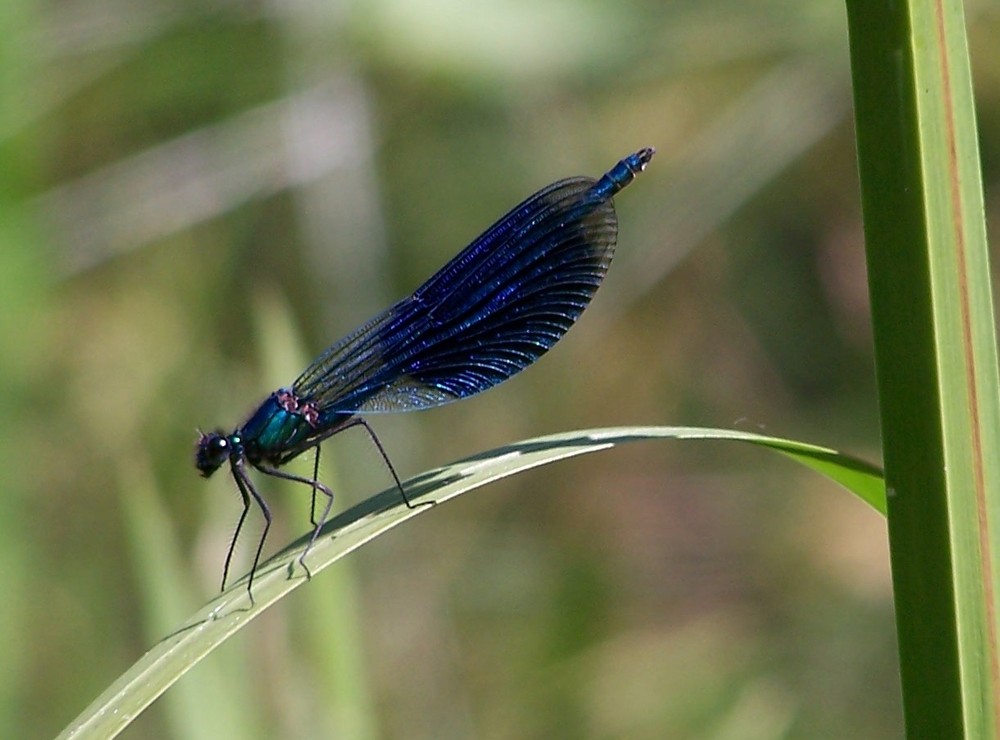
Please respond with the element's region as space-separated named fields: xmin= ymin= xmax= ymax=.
xmin=57 ymin=425 xmax=883 ymax=739
xmin=846 ymin=0 xmax=1000 ymax=735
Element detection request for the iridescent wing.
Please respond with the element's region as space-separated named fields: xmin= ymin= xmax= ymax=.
xmin=292 ymin=149 xmax=653 ymax=416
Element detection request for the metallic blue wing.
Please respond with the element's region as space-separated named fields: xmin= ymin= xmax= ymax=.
xmin=292 ymin=148 xmax=654 ymax=415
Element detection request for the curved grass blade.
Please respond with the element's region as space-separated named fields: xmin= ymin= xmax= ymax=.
xmin=58 ymin=425 xmax=884 ymax=740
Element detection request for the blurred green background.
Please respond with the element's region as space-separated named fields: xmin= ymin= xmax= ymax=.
xmin=2 ymin=0 xmax=998 ymax=737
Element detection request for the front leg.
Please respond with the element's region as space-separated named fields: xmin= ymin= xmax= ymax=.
xmin=230 ymin=458 xmax=272 ymax=601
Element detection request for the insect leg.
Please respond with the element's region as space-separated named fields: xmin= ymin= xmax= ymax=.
xmin=309 ymin=445 xmax=322 ymax=528
xmin=230 ymin=459 xmax=272 ymax=601
xmin=344 ymin=417 xmax=430 ymax=510
xmin=222 ymin=465 xmax=251 ymax=593
xmin=254 ymin=462 xmax=336 ymax=580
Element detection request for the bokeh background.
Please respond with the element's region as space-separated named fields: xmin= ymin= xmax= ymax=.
xmin=2 ymin=0 xmax=998 ymax=737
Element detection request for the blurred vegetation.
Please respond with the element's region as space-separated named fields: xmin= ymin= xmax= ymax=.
xmin=1 ymin=0 xmax=997 ymax=737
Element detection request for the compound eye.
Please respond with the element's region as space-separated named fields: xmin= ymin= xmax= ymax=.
xmin=195 ymin=431 xmax=230 ymax=478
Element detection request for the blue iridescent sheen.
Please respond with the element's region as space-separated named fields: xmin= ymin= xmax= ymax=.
xmin=196 ymin=147 xmax=654 ymax=597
